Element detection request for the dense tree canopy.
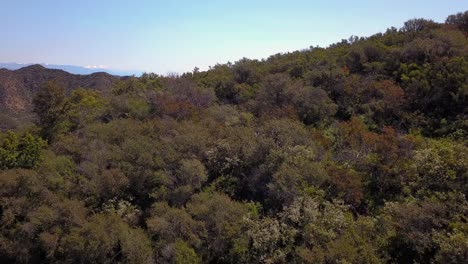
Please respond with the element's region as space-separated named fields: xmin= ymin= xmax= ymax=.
xmin=1 ymin=12 xmax=467 ymax=264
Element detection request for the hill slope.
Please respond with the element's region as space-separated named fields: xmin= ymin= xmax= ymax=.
xmin=0 ymin=64 xmax=121 ymax=128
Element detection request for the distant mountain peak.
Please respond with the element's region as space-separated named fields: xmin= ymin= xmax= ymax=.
xmin=15 ymin=64 xmax=48 ymax=72
xmin=23 ymin=63 xmax=45 ymax=68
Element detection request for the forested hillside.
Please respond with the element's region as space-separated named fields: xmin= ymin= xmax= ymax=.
xmin=0 ymin=11 xmax=467 ymax=264
xmin=0 ymin=64 xmax=120 ymax=130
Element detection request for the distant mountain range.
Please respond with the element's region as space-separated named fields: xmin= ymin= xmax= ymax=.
xmin=0 ymin=64 xmax=124 ymax=129
xmin=0 ymin=62 xmax=142 ymax=76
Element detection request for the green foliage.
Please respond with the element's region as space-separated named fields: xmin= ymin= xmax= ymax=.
xmin=266 ymin=145 xmax=328 ymax=208
xmin=33 ymin=81 xmax=70 ymax=142
xmin=0 ymin=131 xmax=45 ymax=169
xmin=173 ymin=240 xmax=201 ymax=264
xmin=1 ymin=11 xmax=468 ymax=264
xmin=293 ymin=86 xmax=337 ymax=125
xmin=59 ymin=213 xmax=154 ymax=264
xmin=401 ymin=18 xmax=438 ymax=33
xmin=68 ymin=88 xmax=105 ymax=130
xmin=411 ymin=139 xmax=467 ymax=195
xmin=446 ymin=11 xmax=468 ymax=32
xmin=381 ymin=193 xmax=467 ymax=264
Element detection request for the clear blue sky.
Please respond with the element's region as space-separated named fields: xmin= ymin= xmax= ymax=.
xmin=1 ymin=0 xmax=466 ymax=74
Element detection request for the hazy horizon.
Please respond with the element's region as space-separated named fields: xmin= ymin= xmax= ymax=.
xmin=1 ymin=0 xmax=466 ymax=74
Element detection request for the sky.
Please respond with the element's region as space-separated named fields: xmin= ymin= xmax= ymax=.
xmin=1 ymin=0 xmax=467 ymax=74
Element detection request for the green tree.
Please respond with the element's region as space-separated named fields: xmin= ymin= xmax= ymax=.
xmin=0 ymin=131 xmax=45 ymax=169
xmin=59 ymin=213 xmax=154 ymax=264
xmin=33 ymin=81 xmax=70 ymax=142
xmin=445 ymin=11 xmax=468 ymax=32
xmin=293 ymin=86 xmax=337 ymax=125
xmin=67 ymin=88 xmax=105 ymax=130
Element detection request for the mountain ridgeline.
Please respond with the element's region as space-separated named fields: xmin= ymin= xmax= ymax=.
xmin=0 ymin=12 xmax=467 ymax=264
xmin=0 ymin=64 xmax=121 ymax=129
